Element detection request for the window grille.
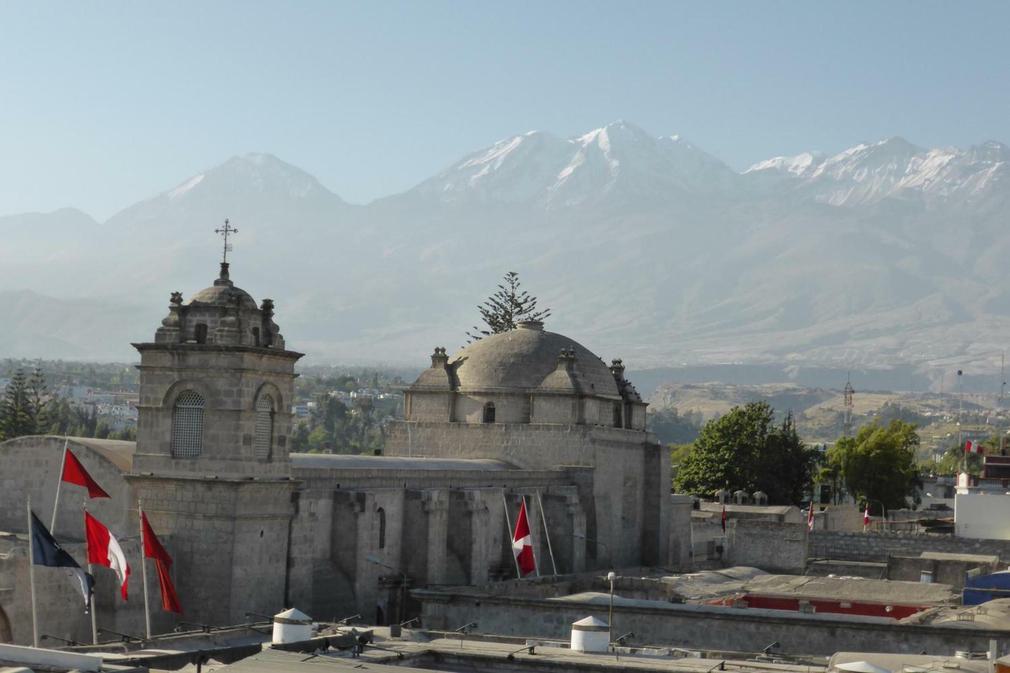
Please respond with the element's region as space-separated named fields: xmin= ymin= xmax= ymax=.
xmin=254 ymin=394 xmax=274 ymax=460
xmin=171 ymin=390 xmax=205 ymax=458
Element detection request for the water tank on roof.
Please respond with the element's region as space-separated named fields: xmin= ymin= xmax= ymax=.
xmin=272 ymin=607 xmax=313 ymax=644
xmin=570 ymin=615 xmax=610 ymax=653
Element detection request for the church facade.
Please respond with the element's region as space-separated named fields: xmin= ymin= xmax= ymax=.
xmin=0 ymin=262 xmax=691 ymax=645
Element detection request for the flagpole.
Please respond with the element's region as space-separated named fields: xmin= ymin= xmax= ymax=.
xmin=139 ymin=500 xmax=152 ymax=639
xmin=535 ymin=491 xmax=558 ymax=577
xmin=50 ymin=437 xmax=70 ymax=533
xmin=501 ymin=491 xmax=521 ymax=578
xmin=27 ymin=497 xmax=40 ymax=648
xmin=524 ymin=496 xmax=540 ymax=578
xmin=83 ymin=503 xmax=98 ymax=645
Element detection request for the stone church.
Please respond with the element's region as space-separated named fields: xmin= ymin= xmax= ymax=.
xmin=0 ymin=260 xmax=691 ymax=645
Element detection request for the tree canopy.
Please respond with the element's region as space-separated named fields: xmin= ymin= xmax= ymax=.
xmin=1 ymin=367 xmax=48 ymax=440
xmin=674 ymin=402 xmax=818 ymax=505
xmin=824 ymin=419 xmax=922 ymax=513
xmin=467 ymin=271 xmax=550 ymax=342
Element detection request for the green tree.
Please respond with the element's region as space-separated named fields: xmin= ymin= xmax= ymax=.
xmin=1 ymin=368 xmax=35 ymax=439
xmin=674 ymin=402 xmax=818 ymax=504
xmin=467 ymin=271 xmax=551 ymax=342
xmin=825 ymin=419 xmax=922 ymax=513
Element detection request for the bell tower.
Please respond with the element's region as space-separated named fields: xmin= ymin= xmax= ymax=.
xmin=127 ymin=223 xmax=303 ymax=626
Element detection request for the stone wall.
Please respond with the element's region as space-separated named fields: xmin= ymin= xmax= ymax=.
xmin=811 ymin=530 xmax=1010 ymax=563
xmin=415 ymin=589 xmax=1010 ymax=656
xmin=386 ymin=420 xmax=668 ymax=569
xmin=0 ymin=437 xmax=134 ymax=537
xmin=727 ymin=520 xmax=808 ymax=573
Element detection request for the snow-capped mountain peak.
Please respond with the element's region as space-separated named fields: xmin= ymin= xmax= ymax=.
xmin=745 ymin=152 xmax=823 ymax=178
xmin=413 ymin=121 xmax=738 ymax=207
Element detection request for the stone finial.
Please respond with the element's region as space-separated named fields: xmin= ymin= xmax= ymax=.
xmin=610 ymin=358 xmax=625 ymax=380
xmin=555 ymin=348 xmax=577 ymax=371
xmin=260 ymin=298 xmax=275 ymax=316
xmin=170 ymin=291 xmax=183 ymax=305
xmin=431 ymin=346 xmax=449 ymax=368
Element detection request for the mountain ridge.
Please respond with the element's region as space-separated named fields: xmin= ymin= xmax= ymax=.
xmin=2 ymin=121 xmax=1010 ymax=378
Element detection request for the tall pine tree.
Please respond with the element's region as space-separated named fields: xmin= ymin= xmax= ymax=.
xmin=467 ymin=272 xmax=551 ymax=342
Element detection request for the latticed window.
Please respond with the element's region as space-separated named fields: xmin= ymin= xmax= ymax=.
xmin=171 ymin=390 xmax=205 ymax=458
xmin=254 ymin=394 xmax=274 ymax=460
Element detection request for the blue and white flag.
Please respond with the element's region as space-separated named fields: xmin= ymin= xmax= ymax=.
xmin=30 ymin=511 xmax=94 ymax=611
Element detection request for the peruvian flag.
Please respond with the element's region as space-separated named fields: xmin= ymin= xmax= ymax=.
xmin=62 ymin=450 xmax=110 ymax=498
xmin=84 ymin=511 xmax=130 ymax=600
xmin=965 ymin=440 xmax=983 ymax=454
xmin=807 ymin=503 xmax=815 ymax=532
xmin=863 ymin=504 xmax=871 ymax=528
xmin=511 ymin=498 xmax=537 ymax=577
xmin=141 ymin=512 xmax=182 ymax=614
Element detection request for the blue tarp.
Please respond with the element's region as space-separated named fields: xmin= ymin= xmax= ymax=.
xmin=963 ymin=570 xmax=1010 ymax=605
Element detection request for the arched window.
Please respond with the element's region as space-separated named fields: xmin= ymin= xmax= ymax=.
xmin=482 ymin=402 xmax=495 ymax=424
xmin=171 ymin=390 xmax=205 ymax=458
xmin=613 ymin=403 xmax=622 ymax=428
xmin=251 ymin=327 xmax=261 ymax=347
xmin=377 ymin=507 xmax=386 ymax=549
xmin=194 ymin=323 xmax=208 ymax=344
xmin=254 ymin=394 xmax=274 ymax=460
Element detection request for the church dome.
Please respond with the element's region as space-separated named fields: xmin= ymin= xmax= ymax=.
xmin=450 ymin=321 xmax=620 ymax=397
xmin=188 ymin=263 xmax=258 ymax=310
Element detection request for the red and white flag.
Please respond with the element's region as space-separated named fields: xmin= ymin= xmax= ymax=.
xmin=807 ymin=503 xmax=815 ymax=531
xmin=62 ymin=450 xmax=110 ymax=499
xmin=84 ymin=511 xmax=130 ymax=600
xmin=965 ymin=440 xmax=983 ymax=454
xmin=141 ymin=512 xmax=182 ymax=614
xmin=863 ymin=504 xmax=871 ymax=528
xmin=511 ymin=498 xmax=537 ymax=577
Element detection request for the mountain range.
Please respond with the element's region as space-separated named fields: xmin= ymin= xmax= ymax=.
xmin=3 ymin=121 xmax=1009 ymax=384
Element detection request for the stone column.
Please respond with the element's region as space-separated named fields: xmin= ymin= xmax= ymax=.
xmin=540 ymin=488 xmax=586 ymax=575
xmin=422 ymin=490 xmax=449 ymax=585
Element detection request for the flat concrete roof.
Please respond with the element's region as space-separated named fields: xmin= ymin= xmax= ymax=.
xmin=218 ymin=629 xmax=829 ymax=673
xmin=291 ymin=453 xmax=513 ymax=472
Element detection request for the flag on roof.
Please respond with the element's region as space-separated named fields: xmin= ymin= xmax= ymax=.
xmin=141 ymin=512 xmax=182 ymax=613
xmin=62 ymin=449 xmax=110 ymax=499
xmin=511 ymin=498 xmax=537 ymax=577
xmin=30 ymin=511 xmax=94 ymax=610
xmin=85 ymin=511 xmax=131 ymax=600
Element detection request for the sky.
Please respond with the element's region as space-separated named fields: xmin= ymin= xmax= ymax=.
xmin=1 ymin=1 xmax=1009 ymax=219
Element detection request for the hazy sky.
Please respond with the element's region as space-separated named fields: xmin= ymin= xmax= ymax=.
xmin=2 ymin=1 xmax=1008 ymax=219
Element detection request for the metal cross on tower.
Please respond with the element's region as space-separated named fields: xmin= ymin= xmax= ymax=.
xmin=215 ymin=219 xmax=238 ymax=264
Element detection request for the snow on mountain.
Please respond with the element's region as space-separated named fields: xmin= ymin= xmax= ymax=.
xmin=747 ymin=138 xmax=1010 ymax=206
xmin=745 ymin=152 xmax=823 ymax=178
xmin=411 ymin=121 xmax=739 ymax=208
xmin=3 ymin=123 xmax=1010 ymax=371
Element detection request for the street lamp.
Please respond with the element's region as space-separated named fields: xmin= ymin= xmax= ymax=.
xmin=366 ymin=554 xmax=408 ymax=626
xmin=607 ymin=570 xmax=617 ymax=644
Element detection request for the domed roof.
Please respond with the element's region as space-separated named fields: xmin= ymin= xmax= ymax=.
xmin=187 ymin=263 xmax=258 ymax=310
xmin=450 ymin=321 xmax=620 ymax=397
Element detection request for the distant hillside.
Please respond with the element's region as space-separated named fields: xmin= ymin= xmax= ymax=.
xmin=2 ymin=121 xmax=1010 ymax=379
